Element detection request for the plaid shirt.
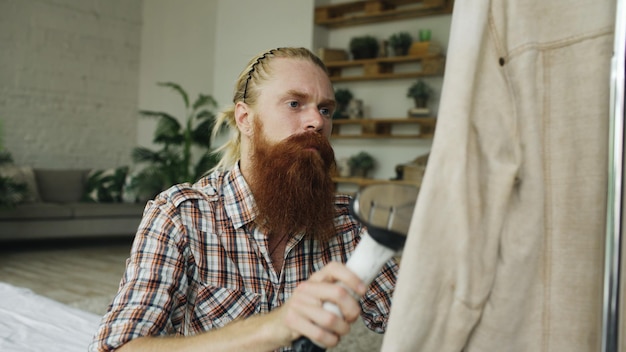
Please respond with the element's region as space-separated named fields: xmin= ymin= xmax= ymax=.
xmin=90 ymin=164 xmax=398 ymax=352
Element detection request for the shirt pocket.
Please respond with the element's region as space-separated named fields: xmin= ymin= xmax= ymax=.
xmin=193 ymin=283 xmax=261 ymax=330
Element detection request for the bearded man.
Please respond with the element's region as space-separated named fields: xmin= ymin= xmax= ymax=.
xmin=90 ymin=47 xmax=398 ymax=352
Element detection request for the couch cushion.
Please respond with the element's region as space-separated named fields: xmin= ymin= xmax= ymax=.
xmin=0 ymin=203 xmax=73 ymax=220
xmin=0 ymin=165 xmax=41 ymax=203
xmin=35 ymin=169 xmax=89 ymax=203
xmin=69 ymin=202 xmax=145 ymax=218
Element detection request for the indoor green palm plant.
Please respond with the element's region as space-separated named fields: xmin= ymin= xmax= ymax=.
xmin=129 ymin=82 xmax=220 ymax=200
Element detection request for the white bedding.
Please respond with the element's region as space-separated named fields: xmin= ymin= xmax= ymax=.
xmin=0 ymin=282 xmax=101 ymax=352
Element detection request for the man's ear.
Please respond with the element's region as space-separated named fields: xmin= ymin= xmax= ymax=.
xmin=235 ymin=101 xmax=253 ymax=137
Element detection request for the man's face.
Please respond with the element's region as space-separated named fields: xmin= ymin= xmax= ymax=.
xmin=252 ymin=58 xmax=336 ymax=143
xmin=245 ymin=58 xmax=338 ymax=240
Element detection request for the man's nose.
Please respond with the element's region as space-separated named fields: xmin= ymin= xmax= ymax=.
xmin=305 ymin=108 xmax=326 ymax=132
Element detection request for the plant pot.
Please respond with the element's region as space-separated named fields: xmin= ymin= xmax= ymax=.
xmin=352 ymin=168 xmax=369 ymax=178
xmin=347 ymin=99 xmax=363 ymax=119
xmin=393 ymin=46 xmax=409 ymax=57
xmin=333 ymin=108 xmax=348 ymax=120
xmin=351 ymin=47 xmax=378 ymax=60
xmin=409 ymin=41 xmax=430 ymax=56
xmin=413 ymin=97 xmax=427 ymax=108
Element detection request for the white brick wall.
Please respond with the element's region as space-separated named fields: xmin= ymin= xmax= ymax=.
xmin=0 ymin=0 xmax=142 ymax=169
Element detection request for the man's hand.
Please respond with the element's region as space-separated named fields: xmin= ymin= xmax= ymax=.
xmin=273 ymin=261 xmax=368 ymax=348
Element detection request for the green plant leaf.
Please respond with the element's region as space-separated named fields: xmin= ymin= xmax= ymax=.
xmin=130 ymin=82 xmax=219 ymax=197
xmin=406 ymin=79 xmax=433 ymax=99
xmin=0 ymin=151 xmax=13 ymax=165
xmin=195 ymin=109 xmax=215 ymax=121
xmin=192 ymin=94 xmax=217 ymax=112
xmin=194 ymin=152 xmax=220 ymax=180
xmin=0 ymin=150 xmax=29 ymax=208
xmin=132 ymin=166 xmax=168 ymax=200
xmin=0 ymin=175 xmax=27 ymax=208
xmin=131 ymin=147 xmax=163 ymax=163
xmin=154 ymin=116 xmax=183 ymax=145
xmin=191 ymin=118 xmax=214 ymax=146
xmin=348 ymin=151 xmax=375 ymax=170
xmin=139 ymin=110 xmax=178 ymax=120
xmin=158 ymin=149 xmax=184 ymax=168
xmin=389 ymin=31 xmax=413 ymax=47
xmin=158 ymin=82 xmax=189 ymax=108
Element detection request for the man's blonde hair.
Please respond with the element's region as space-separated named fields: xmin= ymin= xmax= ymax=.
xmin=211 ymin=47 xmax=330 ymax=171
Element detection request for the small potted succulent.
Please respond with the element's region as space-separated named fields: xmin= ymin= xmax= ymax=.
xmin=348 ymin=151 xmax=375 ymax=178
xmin=333 ymin=88 xmax=353 ymax=119
xmin=407 ymin=79 xmax=433 ymax=108
xmin=388 ymin=31 xmax=413 ymax=56
xmin=349 ymin=35 xmax=379 ymax=60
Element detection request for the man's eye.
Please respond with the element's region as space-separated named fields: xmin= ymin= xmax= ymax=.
xmin=320 ymin=108 xmax=331 ymax=116
xmin=288 ymin=101 xmax=299 ymax=108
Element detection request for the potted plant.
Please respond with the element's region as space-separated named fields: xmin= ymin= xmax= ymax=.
xmin=129 ymin=82 xmax=220 ymax=201
xmin=388 ymin=31 xmax=413 ymax=56
xmin=0 ymin=151 xmax=28 ymax=208
xmin=349 ymin=35 xmax=379 ymax=60
xmin=407 ymin=79 xmax=433 ymax=108
xmin=0 ymin=122 xmax=29 ymax=209
xmin=333 ymin=88 xmax=353 ymax=119
xmin=348 ymin=151 xmax=375 ymax=178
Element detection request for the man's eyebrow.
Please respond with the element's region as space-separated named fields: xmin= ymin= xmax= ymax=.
xmin=320 ymin=98 xmax=337 ymax=109
xmin=284 ymin=89 xmax=309 ymax=100
xmin=285 ymin=89 xmax=335 ymax=104
xmin=283 ymin=90 xmax=336 ymax=107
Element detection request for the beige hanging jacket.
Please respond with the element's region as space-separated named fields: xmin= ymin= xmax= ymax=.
xmin=381 ymin=0 xmax=616 ymax=351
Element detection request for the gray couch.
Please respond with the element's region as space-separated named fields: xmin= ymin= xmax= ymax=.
xmin=0 ymin=168 xmax=146 ymax=241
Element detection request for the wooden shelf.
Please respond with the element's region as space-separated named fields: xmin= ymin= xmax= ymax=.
xmin=331 ymin=117 xmax=436 ymax=139
xmin=325 ymin=54 xmax=444 ymax=82
xmin=315 ymin=0 xmax=454 ymax=28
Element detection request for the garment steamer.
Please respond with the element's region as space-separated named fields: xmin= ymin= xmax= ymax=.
xmin=293 ymin=184 xmax=419 ymax=352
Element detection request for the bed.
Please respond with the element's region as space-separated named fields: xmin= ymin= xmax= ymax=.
xmin=0 ymin=282 xmax=101 ymax=352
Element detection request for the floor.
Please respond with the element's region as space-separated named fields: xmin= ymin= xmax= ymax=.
xmin=0 ymin=236 xmax=385 ymax=351
xmin=0 ymin=237 xmax=132 ymax=315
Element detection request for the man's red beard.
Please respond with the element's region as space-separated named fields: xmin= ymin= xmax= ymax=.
xmin=249 ymin=120 xmax=337 ymax=242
